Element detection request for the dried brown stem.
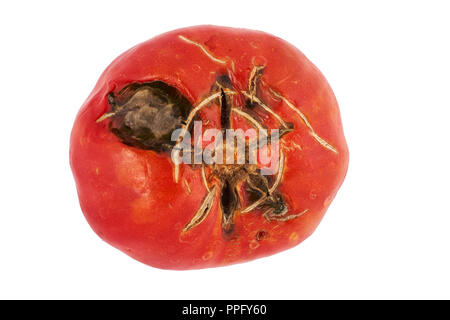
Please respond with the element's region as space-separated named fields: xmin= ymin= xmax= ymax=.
xmin=173 ymin=89 xmax=237 ymax=182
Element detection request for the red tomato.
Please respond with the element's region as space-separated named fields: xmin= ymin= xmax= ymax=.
xmin=70 ymin=25 xmax=349 ymax=270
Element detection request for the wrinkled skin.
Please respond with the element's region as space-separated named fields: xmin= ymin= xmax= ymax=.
xmin=70 ymin=25 xmax=349 ymax=270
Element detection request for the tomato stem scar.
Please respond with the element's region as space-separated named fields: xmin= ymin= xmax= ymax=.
xmin=173 ymin=89 xmax=237 ymax=183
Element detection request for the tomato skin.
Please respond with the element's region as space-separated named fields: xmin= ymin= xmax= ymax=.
xmin=70 ymin=25 xmax=349 ymax=270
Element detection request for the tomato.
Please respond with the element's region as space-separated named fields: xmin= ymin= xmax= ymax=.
xmin=70 ymin=25 xmax=349 ymax=270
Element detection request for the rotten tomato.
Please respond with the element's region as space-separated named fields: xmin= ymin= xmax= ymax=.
xmin=70 ymin=25 xmax=349 ymax=270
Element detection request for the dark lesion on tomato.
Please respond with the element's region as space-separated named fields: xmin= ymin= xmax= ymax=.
xmin=220 ymin=178 xmax=240 ymax=233
xmin=217 ymin=86 xmax=241 ymax=233
xmin=100 ymin=81 xmax=193 ymax=153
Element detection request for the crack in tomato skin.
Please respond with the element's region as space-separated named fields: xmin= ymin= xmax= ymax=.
xmin=178 ymin=35 xmax=227 ymax=65
xmin=70 ymin=25 xmax=349 ymax=270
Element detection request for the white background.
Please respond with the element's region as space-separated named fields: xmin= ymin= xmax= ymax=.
xmin=1 ymin=0 xmax=449 ymax=299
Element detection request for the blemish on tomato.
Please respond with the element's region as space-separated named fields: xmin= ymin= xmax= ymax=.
xmin=309 ymin=191 xmax=317 ymax=200
xmin=202 ymin=251 xmax=213 ymax=261
xmin=289 ymin=232 xmax=299 ymax=241
xmin=255 ymin=230 xmax=269 ymax=241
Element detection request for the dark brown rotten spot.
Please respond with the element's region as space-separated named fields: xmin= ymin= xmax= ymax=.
xmin=220 ymin=88 xmax=231 ymax=133
xmin=245 ymin=173 xmax=287 ymax=215
xmin=213 ymin=74 xmax=234 ymax=128
xmin=218 ymin=88 xmax=240 ymax=234
xmin=263 ymin=193 xmax=288 ymax=215
xmin=219 ymin=178 xmax=240 ymax=234
xmin=255 ymin=230 xmax=269 ymax=241
xmin=246 ymin=172 xmax=270 ymax=198
xmin=105 ymin=81 xmax=192 ymax=152
xmin=215 ymin=74 xmax=233 ymax=90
